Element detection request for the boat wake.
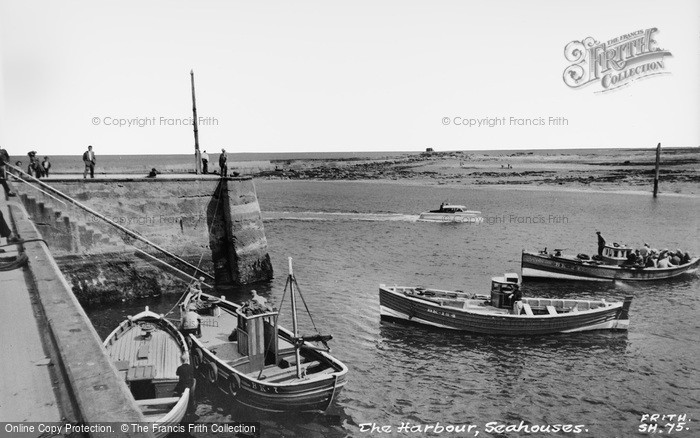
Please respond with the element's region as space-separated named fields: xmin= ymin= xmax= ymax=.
xmin=263 ymin=211 xmax=420 ymax=222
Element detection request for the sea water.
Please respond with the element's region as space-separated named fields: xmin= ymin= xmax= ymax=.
xmin=86 ymin=180 xmax=700 ymax=437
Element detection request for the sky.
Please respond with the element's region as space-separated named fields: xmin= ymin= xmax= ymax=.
xmin=0 ymin=0 xmax=698 ymax=156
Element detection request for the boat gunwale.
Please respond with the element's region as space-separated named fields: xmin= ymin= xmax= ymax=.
xmin=380 ymin=285 xmax=625 ymax=319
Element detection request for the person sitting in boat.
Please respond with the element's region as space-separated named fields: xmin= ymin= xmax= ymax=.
xmin=657 ymin=253 xmax=672 ymax=269
xmin=181 ymin=303 xmax=202 ymax=338
xmin=681 ymin=252 xmax=691 ymax=265
xmin=508 ymin=285 xmax=523 ymax=315
xmin=644 ymin=255 xmax=656 ymax=268
xmin=189 ymin=278 xmax=204 ymax=301
xmin=242 ymin=290 xmax=274 ymax=315
xmin=671 ymin=250 xmax=682 ymax=266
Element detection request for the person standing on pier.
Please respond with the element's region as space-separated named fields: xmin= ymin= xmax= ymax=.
xmin=41 ymin=156 xmax=51 ymax=177
xmin=0 ymin=147 xmax=17 ymax=197
xmin=201 ymin=150 xmax=209 ymax=174
xmin=82 ymin=145 xmax=96 ymax=178
xmin=219 ymin=148 xmax=228 ymax=177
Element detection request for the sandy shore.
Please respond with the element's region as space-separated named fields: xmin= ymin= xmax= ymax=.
xmin=256 ymin=148 xmax=700 ymax=196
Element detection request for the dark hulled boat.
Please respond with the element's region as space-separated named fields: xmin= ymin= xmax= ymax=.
xmin=379 ymin=274 xmax=632 ymax=335
xmin=181 ymin=258 xmax=348 ymax=412
xmin=522 ymin=245 xmax=700 ymax=281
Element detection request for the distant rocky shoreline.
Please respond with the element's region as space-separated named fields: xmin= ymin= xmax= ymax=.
xmin=254 ymin=148 xmax=700 ymax=195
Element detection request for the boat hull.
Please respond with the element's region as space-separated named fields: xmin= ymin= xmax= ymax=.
xmin=418 ymin=212 xmax=483 ymax=223
xmin=522 ymin=251 xmax=700 ymax=281
xmin=379 ymin=286 xmax=631 ymax=335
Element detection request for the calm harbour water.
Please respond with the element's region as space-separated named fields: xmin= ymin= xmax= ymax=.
xmin=86 ymin=181 xmax=700 ymax=438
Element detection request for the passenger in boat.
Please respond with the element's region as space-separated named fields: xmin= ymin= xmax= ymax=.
xmin=509 ymin=285 xmax=523 ymax=315
xmin=596 ymin=232 xmax=606 ymax=257
xmin=639 ymin=244 xmax=649 ymax=258
xmin=681 ymin=252 xmax=691 ymax=265
xmin=644 ymin=255 xmax=656 ymax=268
xmin=181 ymin=304 xmax=202 ymax=338
xmin=671 ymin=250 xmax=682 ymax=266
xmin=657 ymin=254 xmax=672 ymax=269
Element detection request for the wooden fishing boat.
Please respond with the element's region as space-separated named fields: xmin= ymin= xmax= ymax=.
xmin=522 ymin=246 xmax=700 ymax=281
xmin=103 ymin=308 xmax=190 ymax=435
xmin=180 ymin=258 xmax=348 ymax=412
xmin=379 ymin=274 xmax=632 ymax=335
xmin=418 ymin=204 xmax=483 ymax=223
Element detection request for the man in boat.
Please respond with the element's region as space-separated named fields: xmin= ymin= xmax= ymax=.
xmin=174 ymin=352 xmax=196 ymax=413
xmin=189 ymin=278 xmax=204 ymax=302
xmin=596 ymin=231 xmax=606 ymax=257
xmin=248 ymin=290 xmax=273 ymax=314
xmin=181 ymin=303 xmax=202 ymax=338
xmin=508 ymin=285 xmax=523 ymax=315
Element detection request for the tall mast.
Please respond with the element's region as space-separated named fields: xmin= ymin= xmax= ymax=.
xmin=191 ymin=69 xmax=202 ymax=174
xmin=288 ymin=257 xmax=302 ymax=378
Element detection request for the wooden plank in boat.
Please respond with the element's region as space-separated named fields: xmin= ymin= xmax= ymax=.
xmin=127 ymin=365 xmax=155 ymax=381
xmin=114 ymin=360 xmax=130 ymax=371
xmin=257 ymin=361 xmax=321 ymax=382
xmin=135 ymin=396 xmax=179 ymax=406
xmin=546 ymin=306 xmax=557 ymax=315
xmin=522 ymin=303 xmax=534 ymax=316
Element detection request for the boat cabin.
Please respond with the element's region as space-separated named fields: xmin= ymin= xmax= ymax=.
xmin=601 ymin=244 xmax=634 ymax=266
xmin=429 ymin=204 xmax=476 ymax=214
xmin=235 ymin=306 xmax=281 ymax=373
xmin=490 ymin=273 xmax=521 ymax=309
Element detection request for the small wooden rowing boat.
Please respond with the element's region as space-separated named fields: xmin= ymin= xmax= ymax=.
xmin=522 ymin=246 xmax=700 ymax=281
xmin=104 ymin=308 xmax=190 ymax=436
xmin=180 ymin=258 xmax=348 ymax=412
xmin=418 ymin=204 xmax=483 ymax=223
xmin=379 ymin=274 xmax=632 ymax=335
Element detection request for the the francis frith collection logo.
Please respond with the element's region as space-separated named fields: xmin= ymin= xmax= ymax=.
xmin=563 ymin=28 xmax=672 ymax=92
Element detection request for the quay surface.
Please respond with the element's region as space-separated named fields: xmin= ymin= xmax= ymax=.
xmin=0 ymin=193 xmax=152 ymax=437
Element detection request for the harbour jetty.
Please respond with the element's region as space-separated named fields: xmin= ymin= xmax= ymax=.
xmin=11 ymin=173 xmax=273 ymax=303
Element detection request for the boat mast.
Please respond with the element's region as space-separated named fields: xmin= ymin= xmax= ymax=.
xmin=191 ymin=69 xmax=202 ymax=175
xmin=288 ymin=257 xmax=302 ymax=378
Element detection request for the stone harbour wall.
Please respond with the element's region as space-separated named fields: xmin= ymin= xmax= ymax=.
xmin=13 ymin=176 xmax=273 ymax=303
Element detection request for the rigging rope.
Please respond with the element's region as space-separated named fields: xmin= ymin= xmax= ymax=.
xmin=164 ymin=179 xmax=226 ymax=317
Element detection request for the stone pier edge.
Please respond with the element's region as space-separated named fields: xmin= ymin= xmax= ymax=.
xmin=8 ymin=199 xmax=153 ymax=437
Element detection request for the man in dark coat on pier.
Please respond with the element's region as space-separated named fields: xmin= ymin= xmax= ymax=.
xmin=82 ymin=145 xmax=96 ymax=178
xmin=219 ymin=148 xmax=228 ymax=177
xmin=596 ymin=231 xmax=606 ymax=257
xmin=0 ymin=147 xmax=17 ymax=197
